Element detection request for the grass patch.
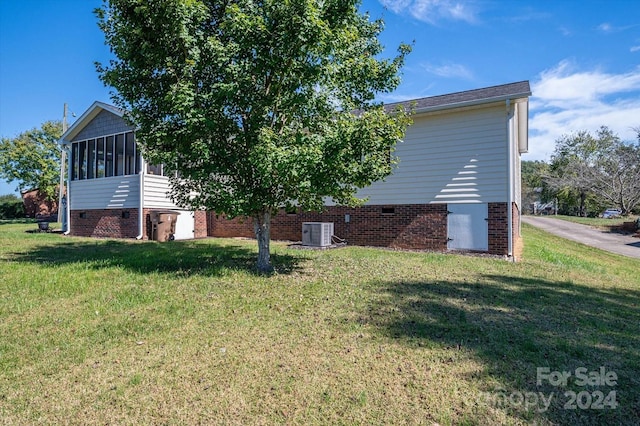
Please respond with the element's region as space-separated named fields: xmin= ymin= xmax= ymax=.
xmin=0 ymin=218 xmax=38 ymax=225
xmin=551 ymin=214 xmax=639 ymax=229
xmin=1 ymin=222 xmax=639 ymax=424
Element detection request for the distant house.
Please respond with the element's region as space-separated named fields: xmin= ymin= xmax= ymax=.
xmin=21 ymin=189 xmax=57 ymax=220
xmin=60 ymin=81 xmax=530 ymax=259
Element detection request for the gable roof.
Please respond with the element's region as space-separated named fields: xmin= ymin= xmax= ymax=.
xmin=60 ymin=82 xmax=531 ymax=144
xmin=59 ymin=101 xmax=126 ymax=143
xmin=386 ymin=80 xmax=531 ymax=114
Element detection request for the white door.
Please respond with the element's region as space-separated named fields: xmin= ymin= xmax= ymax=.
xmin=173 ymin=210 xmax=195 ymax=240
xmin=447 ymin=204 xmax=488 ymax=251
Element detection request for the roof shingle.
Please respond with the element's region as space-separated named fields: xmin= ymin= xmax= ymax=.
xmin=386 ymin=80 xmax=531 ymax=112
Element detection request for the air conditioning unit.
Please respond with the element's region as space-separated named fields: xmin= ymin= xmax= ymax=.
xmin=302 ymin=222 xmax=334 ymax=247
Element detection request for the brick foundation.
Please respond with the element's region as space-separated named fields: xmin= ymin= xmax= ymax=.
xmin=70 ymin=208 xmax=140 ymax=238
xmin=209 ymin=202 xmax=519 ymax=256
xmin=71 ymin=208 xmax=208 ymax=240
xmin=71 ymin=203 xmax=519 ymax=257
xmin=194 ymin=211 xmax=208 ymax=238
xmin=208 ymin=204 xmax=449 ymax=251
xmin=488 ymin=202 xmax=508 ymax=255
xmin=487 ymin=202 xmax=521 ymax=257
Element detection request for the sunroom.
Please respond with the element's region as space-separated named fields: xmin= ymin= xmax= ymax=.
xmin=59 ymin=101 xmax=205 ymax=240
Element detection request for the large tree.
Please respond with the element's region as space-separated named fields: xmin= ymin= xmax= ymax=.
xmin=588 ymin=138 xmax=640 ymax=215
xmin=96 ymin=0 xmax=412 ymax=271
xmin=0 ymin=121 xmax=62 ymax=201
xmin=545 ymin=130 xmax=600 ymax=216
xmin=545 ymin=127 xmax=640 ymax=216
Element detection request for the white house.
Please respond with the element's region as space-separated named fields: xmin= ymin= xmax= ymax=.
xmin=210 ymin=81 xmax=531 ymax=258
xmin=58 ymin=101 xmax=207 ymax=241
xmin=60 ymin=80 xmax=531 ymax=258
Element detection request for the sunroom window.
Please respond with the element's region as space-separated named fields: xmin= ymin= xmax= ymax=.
xmin=70 ymin=131 xmax=140 ymax=180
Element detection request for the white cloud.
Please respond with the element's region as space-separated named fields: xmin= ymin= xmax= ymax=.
xmin=558 ymin=26 xmax=572 ymax=37
xmin=631 ymin=45 xmax=640 ymax=52
xmin=597 ymin=22 xmax=613 ymax=33
xmin=423 ymin=62 xmax=473 ymax=79
xmin=379 ymin=0 xmax=478 ymax=25
xmin=597 ymin=22 xmax=637 ymax=33
xmin=533 ymin=60 xmax=640 ymax=108
xmin=527 ymin=61 xmax=640 ymax=160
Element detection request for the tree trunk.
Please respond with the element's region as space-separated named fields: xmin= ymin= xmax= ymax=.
xmin=254 ymin=210 xmax=273 ymax=273
xmin=579 ymin=191 xmax=586 ymax=217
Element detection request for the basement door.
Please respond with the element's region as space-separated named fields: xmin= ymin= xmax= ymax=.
xmin=173 ymin=211 xmax=195 ymax=240
xmin=447 ymin=203 xmax=488 ymax=251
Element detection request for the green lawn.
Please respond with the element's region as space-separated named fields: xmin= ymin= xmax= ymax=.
xmin=1 ymin=222 xmax=638 ymax=425
xmin=549 ymin=214 xmax=639 ymax=229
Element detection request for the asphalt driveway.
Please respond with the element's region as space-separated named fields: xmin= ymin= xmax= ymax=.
xmin=522 ymin=216 xmax=640 ymax=259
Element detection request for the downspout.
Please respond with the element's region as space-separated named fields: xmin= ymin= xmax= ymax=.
xmin=58 ymin=103 xmax=69 ymax=224
xmin=63 ymin=144 xmax=72 ymax=235
xmin=506 ymin=99 xmax=514 ymax=260
xmin=136 ymin=168 xmax=144 ymax=240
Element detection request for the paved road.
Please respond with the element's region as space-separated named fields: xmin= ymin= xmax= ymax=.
xmin=522 ymin=216 xmax=640 ymax=259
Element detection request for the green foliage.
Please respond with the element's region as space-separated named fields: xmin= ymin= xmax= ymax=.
xmin=0 ymin=121 xmax=62 ymax=201
xmin=545 ymin=126 xmax=640 ymax=216
xmin=96 ymin=0 xmax=412 ymax=270
xmin=521 ymin=160 xmax=552 ymax=211
xmin=0 ymin=194 xmax=25 ymax=219
xmin=0 ymin=194 xmax=20 ymax=203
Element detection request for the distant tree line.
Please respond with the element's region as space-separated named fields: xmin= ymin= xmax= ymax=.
xmin=0 ymin=194 xmax=25 ymax=219
xmin=522 ymin=126 xmax=640 ymax=217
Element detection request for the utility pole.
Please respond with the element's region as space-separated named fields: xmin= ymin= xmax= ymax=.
xmin=57 ymin=103 xmax=68 ymax=223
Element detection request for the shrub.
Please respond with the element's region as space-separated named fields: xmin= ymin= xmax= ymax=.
xmin=0 ymin=194 xmax=25 ymax=219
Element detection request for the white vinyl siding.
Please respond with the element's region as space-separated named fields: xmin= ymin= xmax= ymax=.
xmin=143 ymin=174 xmax=181 ymax=209
xmin=69 ymin=176 xmax=140 ymax=210
xmin=143 ymin=175 xmax=195 ymax=239
xmin=355 ymin=104 xmax=509 ymax=205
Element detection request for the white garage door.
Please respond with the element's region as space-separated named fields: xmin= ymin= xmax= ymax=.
xmin=173 ymin=210 xmax=195 ymax=240
xmin=447 ymin=203 xmax=488 ymax=251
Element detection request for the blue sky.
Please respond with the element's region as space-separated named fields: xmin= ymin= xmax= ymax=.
xmin=1 ymin=0 xmax=639 ymax=196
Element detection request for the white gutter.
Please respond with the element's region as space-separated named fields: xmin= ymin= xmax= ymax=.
xmin=63 ymin=144 xmax=72 ymax=235
xmin=58 ymin=104 xmax=68 ymax=225
xmin=412 ymin=92 xmax=532 ymax=115
xmin=136 ymin=170 xmax=144 ymax=240
xmin=506 ymin=99 xmax=514 ymax=260
xmin=57 ymin=146 xmax=66 ymax=223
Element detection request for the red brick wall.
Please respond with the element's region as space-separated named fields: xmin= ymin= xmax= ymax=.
xmin=207 ymin=212 xmax=254 ymax=238
xmin=70 ymin=208 xmax=139 ymax=238
xmin=71 ymin=208 xmax=207 ymax=240
xmin=194 ymin=210 xmax=208 ymax=238
xmin=488 ymin=202 xmax=508 ymax=255
xmin=209 ymin=202 xmax=518 ymax=255
xmin=488 ymin=202 xmax=520 ymax=256
xmin=70 ymin=203 xmax=518 ymax=256
xmin=208 ymin=204 xmax=449 ymax=251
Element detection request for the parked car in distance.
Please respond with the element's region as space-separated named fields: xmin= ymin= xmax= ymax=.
xmin=602 ymin=208 xmax=622 ymax=219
